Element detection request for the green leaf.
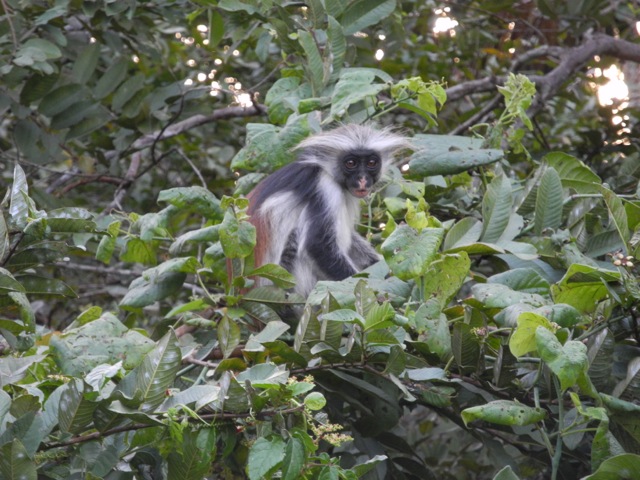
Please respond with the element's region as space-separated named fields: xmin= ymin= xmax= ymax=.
xmin=9 ymin=164 xmax=30 ymax=229
xmin=247 ymin=437 xmax=286 ymax=480
xmin=304 ymin=391 xmax=327 ymax=411
xmin=319 ymin=309 xmax=365 ymax=326
xmin=111 ymin=73 xmax=145 ymax=111
xmin=219 ymin=212 xmax=256 ymax=259
xmin=380 ymin=225 xmax=444 ymax=280
xmin=330 ymin=69 xmax=387 ymax=119
xmin=471 ymin=283 xmax=548 ymax=310
xmin=119 ymin=258 xmax=197 ymax=309
xmin=298 ymin=30 xmax=326 ymax=95
xmin=0 ymin=268 xmax=26 ymax=294
xmin=327 ymin=16 xmax=346 ymax=79
xmin=488 ymin=268 xmax=550 ymax=295
xmin=158 ymin=187 xmax=223 ymax=220
xmin=480 ymin=174 xmax=513 ymax=243
xmin=340 ymin=0 xmax=396 ymax=35
xmin=121 ymin=237 xmax=157 ymax=265
xmin=72 ymin=42 xmax=100 ymax=83
xmin=422 ymin=252 xmax=470 ymax=307
xmin=0 ymin=439 xmax=37 ymax=480
xmin=59 ymin=379 xmax=97 ymax=434
xmin=601 ymin=185 xmax=631 ymax=243
xmin=167 ymin=429 xmax=216 ymax=480
xmin=461 ymin=400 xmax=546 ymax=427
xmin=363 ymin=302 xmax=396 ymax=331
xmin=245 ymin=320 xmax=290 ymax=351
xmin=409 ymin=134 xmax=503 ymax=176
xmin=38 ymin=84 xmax=89 ymax=117
xmin=15 ymin=274 xmax=77 ymax=297
xmin=544 ymin=152 xmax=601 ymax=194
xmin=115 ymin=330 xmax=181 ymax=411
xmin=218 ymin=315 xmax=241 ymax=359
xmin=249 ymin=263 xmax=296 ymax=289
xmin=13 ymin=38 xmax=61 ymax=70
xmin=492 ymin=466 xmax=521 ymax=480
xmin=230 ymin=117 xmax=311 ymax=171
xmin=413 ymin=300 xmax=452 ymax=360
xmin=509 ymin=312 xmax=553 ymax=358
xmin=170 ymin=225 xmax=220 ymax=255
xmin=50 ymin=312 xmax=154 ymax=375
xmin=0 ymin=215 xmax=8 ymax=266
xmin=534 ymin=167 xmax=563 ymax=235
xmin=581 ymin=454 xmax=640 ymax=479
xmin=20 ymin=72 xmax=59 ymax=104
xmin=536 ymin=327 xmax=588 ymax=391
xmin=443 ymin=217 xmax=482 ymax=250
xmin=94 ymin=58 xmax=129 ymax=99
xmin=282 ymin=437 xmax=305 ymax=480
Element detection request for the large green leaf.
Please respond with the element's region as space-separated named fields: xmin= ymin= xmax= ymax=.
xmin=462 ymin=400 xmax=546 ymax=427
xmin=0 ymin=439 xmax=37 ymax=480
xmin=544 ymin=152 xmax=601 ymax=194
xmin=247 ymin=437 xmax=286 ymax=480
xmin=582 ymin=454 xmax=640 ymax=480
xmin=230 ymin=116 xmax=311 ymax=171
xmin=114 ymin=330 xmax=181 ymax=412
xmin=50 ymin=312 xmax=154 ymax=375
xmin=167 ymin=429 xmax=216 ymax=480
xmin=158 ymin=186 xmax=223 ymax=220
xmin=120 ymin=257 xmax=197 ymax=309
xmin=601 ymin=186 xmax=631 ymax=243
xmin=534 ymin=167 xmax=563 ymax=235
xmin=340 ymin=0 xmax=396 ymax=35
xmin=58 ymin=379 xmax=97 ymax=434
xmin=298 ymin=30 xmax=326 ymax=95
xmin=480 ymin=174 xmax=513 ymax=243
xmin=409 ymin=134 xmax=503 ymax=176
xmin=509 ymin=312 xmax=553 ymax=358
xmin=536 ymin=327 xmax=588 ymax=391
xmin=422 ymin=252 xmax=470 ymax=307
xmin=330 ymin=69 xmax=387 ymax=119
xmin=380 ymin=225 xmax=444 ymax=280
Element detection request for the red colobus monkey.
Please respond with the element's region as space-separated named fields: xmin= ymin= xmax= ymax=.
xmin=246 ymin=124 xmax=409 ymax=296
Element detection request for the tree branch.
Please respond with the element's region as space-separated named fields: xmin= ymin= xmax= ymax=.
xmin=444 ymin=33 xmax=640 ymax=118
xmin=126 ymin=103 xmax=267 ymax=154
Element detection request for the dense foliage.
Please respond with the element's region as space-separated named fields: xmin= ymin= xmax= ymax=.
xmin=2 ymin=1 xmax=640 ymax=479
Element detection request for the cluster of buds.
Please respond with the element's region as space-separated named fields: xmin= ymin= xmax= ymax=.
xmin=612 ymin=252 xmax=635 ymax=268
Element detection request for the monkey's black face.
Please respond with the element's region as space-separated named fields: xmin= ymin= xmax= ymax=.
xmin=338 ymin=149 xmax=382 ymax=198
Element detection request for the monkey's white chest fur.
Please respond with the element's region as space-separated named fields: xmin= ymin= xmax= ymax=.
xmin=256 ymin=172 xmax=361 ymax=296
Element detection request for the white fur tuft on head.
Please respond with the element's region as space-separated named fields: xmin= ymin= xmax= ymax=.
xmin=295 ymin=124 xmax=410 ymax=167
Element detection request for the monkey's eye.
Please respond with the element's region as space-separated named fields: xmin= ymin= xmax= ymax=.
xmin=366 ymin=158 xmax=378 ymax=168
xmin=344 ymin=158 xmax=358 ymax=169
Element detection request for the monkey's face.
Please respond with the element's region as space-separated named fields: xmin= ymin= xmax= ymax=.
xmin=339 ymin=149 xmax=382 ymax=198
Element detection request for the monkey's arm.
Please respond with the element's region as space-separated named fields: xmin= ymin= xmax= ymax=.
xmin=305 ymin=220 xmax=359 ymax=281
xmin=348 ymin=233 xmax=380 ymax=269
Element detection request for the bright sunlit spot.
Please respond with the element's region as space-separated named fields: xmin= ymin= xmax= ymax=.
xmin=401 ymin=164 xmax=410 ymax=172
xmin=235 ymin=92 xmax=253 ymax=107
xmin=375 ymin=49 xmax=384 ymax=61
xmin=433 ymin=15 xmax=458 ymax=36
xmin=595 ymin=64 xmax=629 ymax=107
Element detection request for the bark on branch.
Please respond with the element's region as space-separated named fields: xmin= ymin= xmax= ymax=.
xmin=444 ymin=33 xmax=640 ymax=119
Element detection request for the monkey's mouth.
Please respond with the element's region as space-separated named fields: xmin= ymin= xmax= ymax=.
xmin=352 ymin=188 xmax=370 ymax=198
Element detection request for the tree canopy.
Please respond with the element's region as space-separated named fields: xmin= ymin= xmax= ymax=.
xmin=2 ymin=1 xmax=640 ymax=479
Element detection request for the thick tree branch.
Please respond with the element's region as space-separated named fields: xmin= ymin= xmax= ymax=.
xmin=445 ymin=33 xmax=640 ymax=119
xmin=530 ymin=33 xmax=640 ymax=115
xmin=127 ymin=103 xmax=267 ymax=153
